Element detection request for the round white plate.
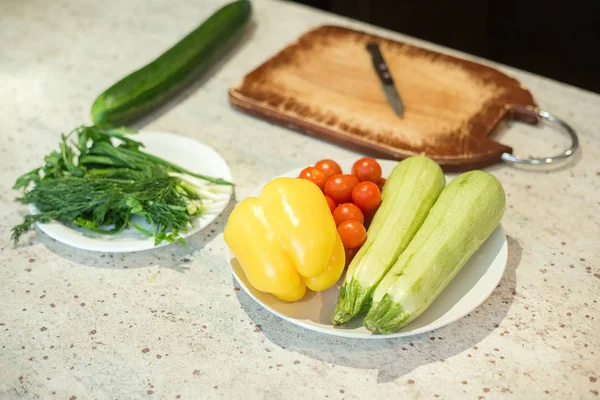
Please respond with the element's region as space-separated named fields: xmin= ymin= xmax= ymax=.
xmin=227 ymin=159 xmax=507 ymax=338
xmin=32 ymin=131 xmax=232 ymax=253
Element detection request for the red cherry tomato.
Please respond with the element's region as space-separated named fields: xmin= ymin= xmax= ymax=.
xmin=377 ymin=177 xmax=387 ymax=191
xmin=338 ymin=220 xmax=367 ymax=249
xmin=325 ymin=195 xmax=336 ymax=213
xmin=345 ymin=247 xmax=359 ymax=267
xmin=351 ymin=157 xmax=382 ymax=183
xmin=333 ymin=203 xmax=364 ymax=227
xmin=352 ymin=181 xmax=381 ymax=212
xmin=298 ymin=167 xmax=326 ymax=190
xmin=324 ymin=174 xmax=359 ymax=204
xmin=314 ymin=159 xmax=343 ymax=180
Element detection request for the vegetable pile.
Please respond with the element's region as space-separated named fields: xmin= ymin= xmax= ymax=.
xmin=225 ymin=155 xmax=506 ymax=334
xmin=12 ymin=125 xmax=231 ymax=246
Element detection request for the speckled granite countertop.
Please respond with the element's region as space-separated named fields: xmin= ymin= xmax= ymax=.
xmin=1 ymin=0 xmax=599 ymax=399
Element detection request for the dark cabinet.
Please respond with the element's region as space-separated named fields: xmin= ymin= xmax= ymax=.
xmin=291 ymin=0 xmax=600 ymax=93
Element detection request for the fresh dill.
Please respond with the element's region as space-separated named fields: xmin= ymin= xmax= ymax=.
xmin=12 ymin=125 xmax=231 ymax=246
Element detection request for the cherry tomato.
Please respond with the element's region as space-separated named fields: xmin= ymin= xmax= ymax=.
xmin=298 ymin=167 xmax=326 ymax=190
xmin=314 ymin=159 xmax=343 ymax=180
xmin=351 ymin=157 xmax=382 ymax=183
xmin=377 ymin=177 xmax=386 ymax=191
xmin=352 ymin=181 xmax=381 ymax=212
xmin=325 ymin=195 xmax=336 ymax=213
xmin=324 ymin=174 xmax=359 ymax=204
xmin=345 ymin=247 xmax=359 ymax=267
xmin=333 ymin=203 xmax=364 ymax=226
xmin=338 ymin=220 xmax=367 ymax=249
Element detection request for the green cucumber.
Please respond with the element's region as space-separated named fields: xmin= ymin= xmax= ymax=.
xmin=363 ymin=170 xmax=506 ymax=334
xmin=332 ymin=156 xmax=445 ymax=325
xmin=91 ymin=0 xmax=252 ymax=127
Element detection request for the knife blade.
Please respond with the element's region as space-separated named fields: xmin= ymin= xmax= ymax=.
xmin=366 ymin=42 xmax=404 ymax=117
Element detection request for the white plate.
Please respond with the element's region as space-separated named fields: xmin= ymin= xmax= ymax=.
xmin=227 ymin=160 xmax=507 ymax=338
xmin=32 ymin=131 xmax=232 ymax=253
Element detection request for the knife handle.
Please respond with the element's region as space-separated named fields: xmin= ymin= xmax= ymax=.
xmin=366 ymin=42 xmax=394 ymax=85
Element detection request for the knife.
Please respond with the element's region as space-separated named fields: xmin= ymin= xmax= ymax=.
xmin=366 ymin=42 xmax=404 ymax=117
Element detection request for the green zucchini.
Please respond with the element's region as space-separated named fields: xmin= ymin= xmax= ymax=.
xmin=363 ymin=170 xmax=506 ymax=334
xmin=91 ymin=0 xmax=252 ymax=127
xmin=332 ymin=156 xmax=445 ymax=325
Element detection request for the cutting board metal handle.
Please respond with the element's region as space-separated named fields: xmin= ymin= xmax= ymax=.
xmin=500 ymin=109 xmax=579 ymax=167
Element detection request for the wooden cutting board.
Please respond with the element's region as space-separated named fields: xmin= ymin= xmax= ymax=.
xmin=229 ymin=25 xmax=539 ymax=170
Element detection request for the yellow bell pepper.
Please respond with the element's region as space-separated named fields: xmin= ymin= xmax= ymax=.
xmin=224 ymin=177 xmax=345 ymax=302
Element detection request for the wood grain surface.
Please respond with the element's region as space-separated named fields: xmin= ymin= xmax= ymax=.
xmin=229 ymin=25 xmax=538 ymax=169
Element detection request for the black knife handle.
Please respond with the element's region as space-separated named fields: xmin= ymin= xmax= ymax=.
xmin=366 ymin=42 xmax=394 ymax=85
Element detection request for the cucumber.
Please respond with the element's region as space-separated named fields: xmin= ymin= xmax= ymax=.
xmin=91 ymin=0 xmax=252 ymax=127
xmin=332 ymin=156 xmax=445 ymax=325
xmin=363 ymin=170 xmax=506 ymax=334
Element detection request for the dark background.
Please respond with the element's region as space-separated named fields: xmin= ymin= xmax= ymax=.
xmin=290 ymin=0 xmax=600 ymax=93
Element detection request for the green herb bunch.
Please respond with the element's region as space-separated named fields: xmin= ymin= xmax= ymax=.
xmin=12 ymin=125 xmax=231 ymax=246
